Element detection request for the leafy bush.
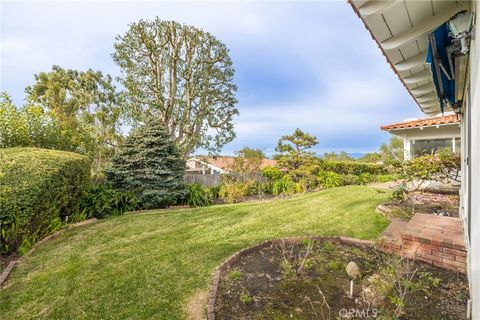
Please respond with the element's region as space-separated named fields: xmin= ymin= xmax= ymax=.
xmin=383 ymin=159 xmax=403 ymax=173
xmin=0 ymin=148 xmax=90 ymax=254
xmin=79 ymin=185 xmax=138 ymax=219
xmin=356 ymin=172 xmax=374 ymax=185
xmin=244 ymin=180 xmax=270 ymax=198
xmin=317 ymin=171 xmax=343 ymax=188
xmin=186 ymin=184 xmax=214 ymax=207
xmin=106 ymin=120 xmax=186 ymax=209
xmin=341 ymin=174 xmax=360 ymax=186
xmin=261 ymin=166 xmax=284 ymax=181
xmin=391 ymin=185 xmax=409 ymax=201
xmin=321 ymin=161 xmax=386 ymax=175
xmin=294 ymin=183 xmax=306 ymax=194
xmin=209 ymin=186 xmax=221 ymax=199
xmin=219 ymin=181 xmax=248 ymax=204
xmin=271 ymin=177 xmax=296 ymax=196
xmin=297 ymin=174 xmax=319 ymax=192
xmin=402 ymin=151 xmax=461 ymax=187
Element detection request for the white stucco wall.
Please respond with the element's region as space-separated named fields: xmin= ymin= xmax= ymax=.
xmin=467 ymin=2 xmax=479 ymax=318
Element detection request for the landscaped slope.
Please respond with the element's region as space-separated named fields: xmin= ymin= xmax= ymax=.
xmin=0 ymin=186 xmax=390 ymax=319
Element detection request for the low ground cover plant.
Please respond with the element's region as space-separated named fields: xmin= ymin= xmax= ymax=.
xmin=0 ymin=148 xmax=90 ymax=254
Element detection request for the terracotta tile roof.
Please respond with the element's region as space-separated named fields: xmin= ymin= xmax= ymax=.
xmin=381 ymin=115 xmax=460 ymax=131
xmin=198 ymin=156 xmax=276 ymax=171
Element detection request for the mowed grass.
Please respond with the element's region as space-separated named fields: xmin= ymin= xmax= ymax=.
xmin=0 ymin=186 xmax=390 ymax=319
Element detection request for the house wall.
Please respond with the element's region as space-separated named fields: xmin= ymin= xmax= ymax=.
xmin=466 ymin=1 xmax=479 ymax=317
xmin=389 ymin=125 xmax=460 ymax=160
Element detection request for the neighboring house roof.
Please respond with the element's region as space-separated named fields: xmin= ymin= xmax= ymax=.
xmin=381 ymin=114 xmax=460 ymax=131
xmin=197 ymin=156 xmax=277 ymax=172
xmin=347 ymin=0 xmax=470 ymax=116
xmin=186 ymin=158 xmax=226 ymax=174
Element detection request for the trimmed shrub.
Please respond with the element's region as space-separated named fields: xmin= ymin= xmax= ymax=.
xmin=0 ymin=148 xmax=90 ymax=254
xmin=106 ymin=121 xmax=186 ymax=209
xmin=79 ymin=185 xmax=138 ymax=219
xmin=186 ymin=184 xmax=214 ymax=207
xmin=320 ymin=161 xmax=386 ymax=175
xmin=317 ymin=171 xmax=343 ymax=188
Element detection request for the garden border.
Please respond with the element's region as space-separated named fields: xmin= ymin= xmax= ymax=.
xmin=0 ymin=218 xmax=97 ymax=288
xmin=206 ymin=236 xmax=373 ymax=320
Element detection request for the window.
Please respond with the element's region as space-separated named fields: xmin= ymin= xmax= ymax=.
xmin=411 ymin=138 xmax=452 ymax=157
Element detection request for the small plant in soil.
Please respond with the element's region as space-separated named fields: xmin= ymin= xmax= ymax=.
xmin=326 ymin=260 xmax=344 ymax=271
xmin=391 ymin=184 xmax=409 ymax=201
xmin=227 ymin=269 xmax=242 ymax=281
xmin=277 ymin=238 xmax=315 ymax=276
xmin=322 ymin=240 xmax=336 ymax=253
xmin=365 ymin=251 xmax=442 ymax=317
xmin=239 ymin=293 xmax=253 ymax=304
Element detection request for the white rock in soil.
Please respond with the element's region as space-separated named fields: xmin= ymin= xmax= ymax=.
xmin=346 ymin=261 xmax=361 ymax=279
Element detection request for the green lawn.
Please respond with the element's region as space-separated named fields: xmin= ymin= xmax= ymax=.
xmin=0 ymin=186 xmax=390 ymax=319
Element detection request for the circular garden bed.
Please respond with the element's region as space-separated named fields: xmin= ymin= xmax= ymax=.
xmin=209 ymin=237 xmax=468 ymax=319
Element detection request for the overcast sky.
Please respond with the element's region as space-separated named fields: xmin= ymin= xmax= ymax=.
xmin=0 ymin=0 xmax=423 ymax=156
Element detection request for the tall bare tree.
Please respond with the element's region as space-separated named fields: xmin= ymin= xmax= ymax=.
xmin=113 ymin=18 xmax=239 ymax=158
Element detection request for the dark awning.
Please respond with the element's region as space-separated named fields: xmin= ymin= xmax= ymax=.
xmin=426 ymin=23 xmax=456 ymax=113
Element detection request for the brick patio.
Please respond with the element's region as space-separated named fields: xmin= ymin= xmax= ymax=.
xmin=380 ymin=213 xmax=467 ymax=273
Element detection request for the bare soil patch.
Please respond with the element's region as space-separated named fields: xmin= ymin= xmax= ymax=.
xmin=186 ymin=289 xmax=208 ymax=320
xmin=215 ymin=239 xmax=468 ymax=319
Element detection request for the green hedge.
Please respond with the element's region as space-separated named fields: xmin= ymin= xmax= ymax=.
xmin=320 ymin=161 xmax=386 ymax=175
xmin=0 ymin=148 xmax=91 ymax=254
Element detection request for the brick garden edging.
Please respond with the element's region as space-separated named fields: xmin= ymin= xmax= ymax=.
xmin=206 ymin=236 xmax=373 ymax=320
xmin=0 ymin=218 xmax=97 ymax=288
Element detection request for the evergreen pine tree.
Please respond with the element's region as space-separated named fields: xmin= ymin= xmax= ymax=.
xmin=106 ymin=121 xmax=186 ymax=209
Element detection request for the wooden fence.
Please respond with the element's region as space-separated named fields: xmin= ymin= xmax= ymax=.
xmin=184 ymin=173 xmax=266 ymax=187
